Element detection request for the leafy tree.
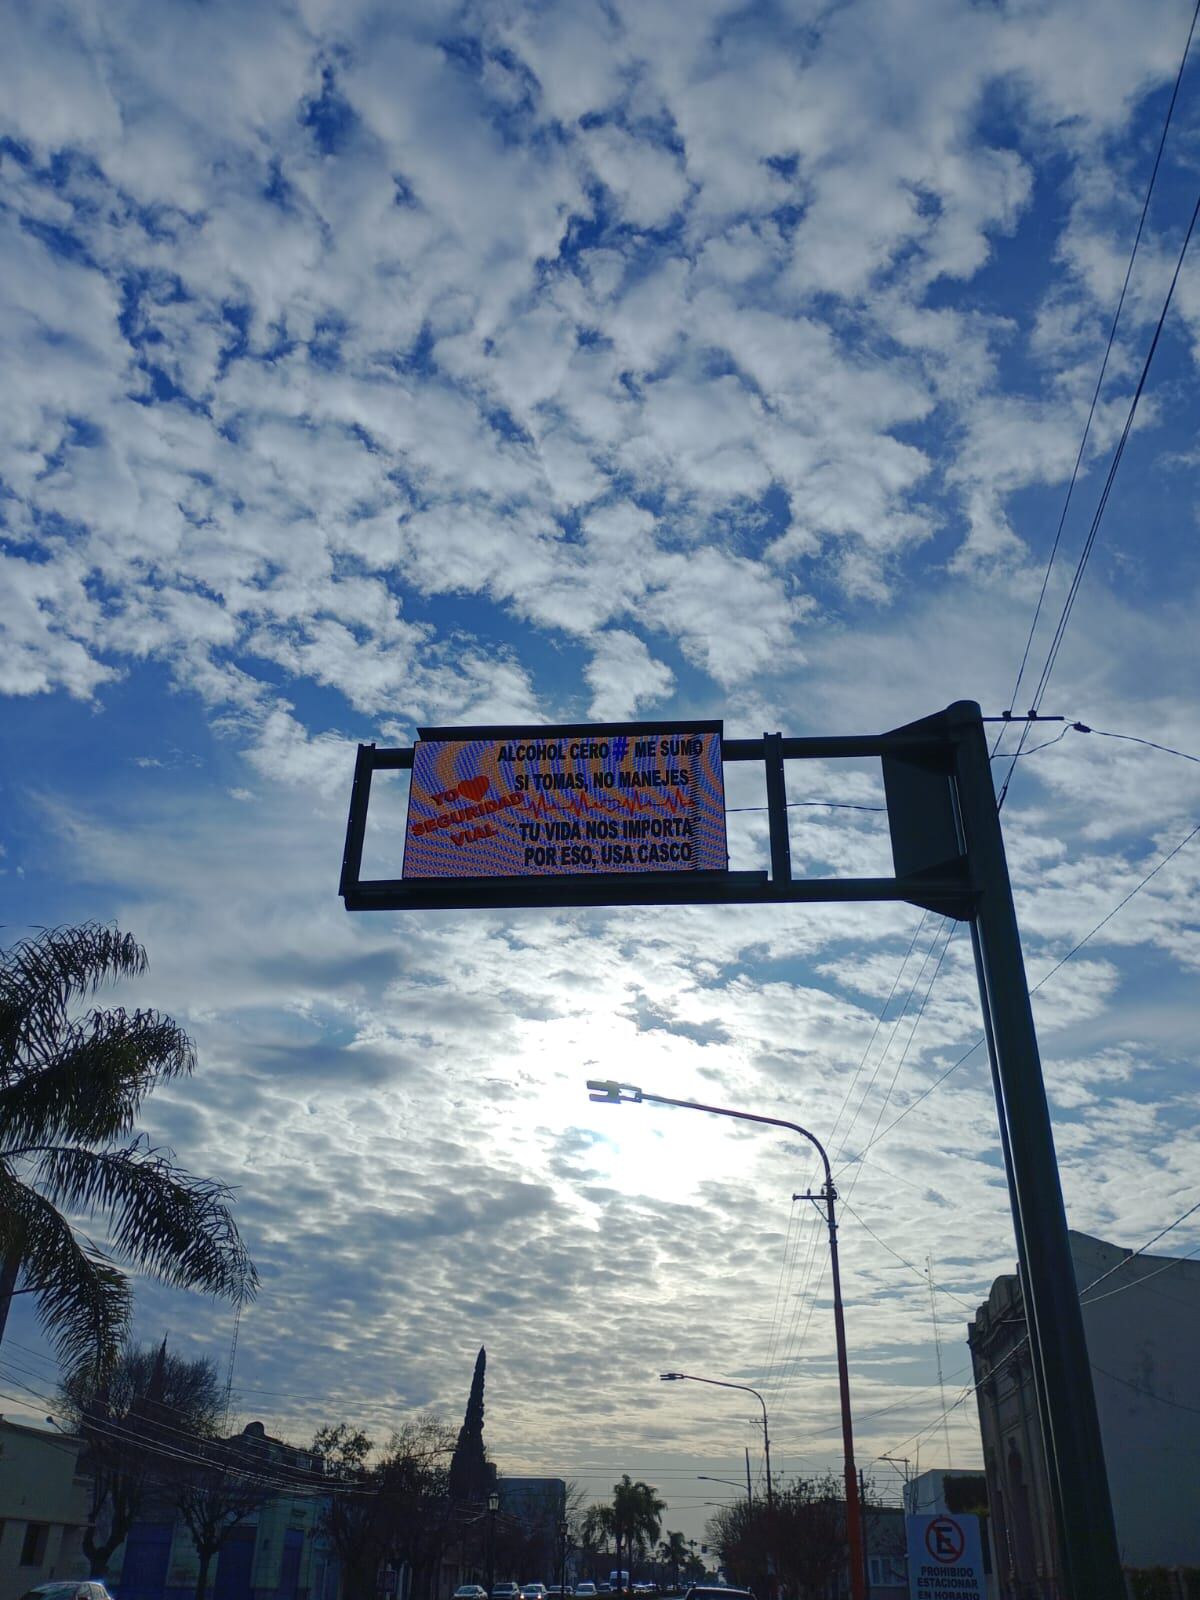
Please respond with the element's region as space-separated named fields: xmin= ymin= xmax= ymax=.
xmin=314 ymin=1415 xmax=456 ymax=1600
xmin=448 ymin=1346 xmax=490 ymax=1505
xmin=0 ymin=924 xmax=257 ymax=1378
xmin=174 ymin=1440 xmax=266 ymax=1600
xmin=706 ymin=1475 xmax=849 ymax=1600
xmin=59 ymin=1339 xmax=225 ymax=1578
xmin=314 ymin=1424 xmax=387 ymax=1600
xmin=382 ymin=1415 xmax=457 ymax=1599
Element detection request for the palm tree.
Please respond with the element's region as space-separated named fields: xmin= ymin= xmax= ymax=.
xmin=581 ymin=1504 xmax=614 ymax=1582
xmin=609 ymin=1475 xmax=665 ymax=1589
xmin=658 ymin=1532 xmax=688 ymax=1592
xmin=0 ymin=924 xmax=257 ymax=1378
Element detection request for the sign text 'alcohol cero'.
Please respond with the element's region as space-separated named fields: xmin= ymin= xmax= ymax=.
xmin=401 ymin=723 xmax=728 ymax=879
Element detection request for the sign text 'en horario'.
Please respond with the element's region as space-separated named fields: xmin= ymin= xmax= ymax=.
xmin=401 ymin=721 xmax=728 ymax=879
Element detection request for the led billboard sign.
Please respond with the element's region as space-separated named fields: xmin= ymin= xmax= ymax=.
xmin=401 ymin=721 xmax=728 ymax=879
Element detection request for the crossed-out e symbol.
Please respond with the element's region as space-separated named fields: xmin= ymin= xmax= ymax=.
xmin=925 ymin=1517 xmax=965 ymax=1564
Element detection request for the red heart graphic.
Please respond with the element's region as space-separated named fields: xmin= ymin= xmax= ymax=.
xmin=457 ymin=775 xmax=490 ymax=802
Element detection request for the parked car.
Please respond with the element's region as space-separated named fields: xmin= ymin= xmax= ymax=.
xmin=545 ymin=1588 xmax=574 ymax=1597
xmin=21 ymin=1586 xmax=115 ymax=1600
xmin=576 ymin=1586 xmax=597 ymax=1596
xmin=492 ymin=1586 xmax=521 ymax=1600
xmin=522 ymin=1584 xmax=549 ymax=1600
xmin=454 ymin=1589 xmax=489 ymax=1599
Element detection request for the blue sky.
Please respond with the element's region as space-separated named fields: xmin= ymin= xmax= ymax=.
xmin=2 ymin=0 xmax=1200 ymax=1533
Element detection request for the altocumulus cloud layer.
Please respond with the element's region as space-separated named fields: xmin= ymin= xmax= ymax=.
xmin=2 ymin=0 xmax=1199 ymax=1524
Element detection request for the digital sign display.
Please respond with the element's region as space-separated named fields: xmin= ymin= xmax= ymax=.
xmin=401 ymin=723 xmax=727 ymax=879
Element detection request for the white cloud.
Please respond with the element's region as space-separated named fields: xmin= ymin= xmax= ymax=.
xmin=584 ymin=629 xmax=675 ymax=719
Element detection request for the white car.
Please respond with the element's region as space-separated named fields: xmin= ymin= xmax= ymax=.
xmin=454 ymin=1590 xmax=488 ymax=1600
xmin=576 ymin=1587 xmax=597 ymax=1597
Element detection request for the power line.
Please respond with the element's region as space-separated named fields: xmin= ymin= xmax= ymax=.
xmin=1090 ymin=1362 xmax=1200 ymax=1415
xmin=993 ymin=720 xmax=1200 ymax=770
xmin=836 ymin=1198 xmax=978 ymax=1311
xmin=762 ymin=912 xmax=934 ymax=1401
xmin=841 ymin=815 xmax=1200 ymax=1173
xmin=999 ymin=0 xmax=1200 ymax=736
xmin=1077 ymin=1197 xmax=1200 ymax=1303
xmin=727 ymin=800 xmax=886 ymax=815
xmin=875 ymin=1203 xmax=1200 ymax=1460
xmin=996 ymin=180 xmax=1200 ymax=810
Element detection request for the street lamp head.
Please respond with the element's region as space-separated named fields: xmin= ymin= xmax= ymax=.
xmin=587 ymin=1079 xmax=644 ymax=1103
xmin=659 ymin=1372 xmax=684 ymax=1381
xmin=488 ymin=1492 xmax=500 ymax=1513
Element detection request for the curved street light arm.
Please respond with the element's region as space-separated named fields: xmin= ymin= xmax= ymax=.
xmin=633 ymin=1091 xmax=833 ymax=1193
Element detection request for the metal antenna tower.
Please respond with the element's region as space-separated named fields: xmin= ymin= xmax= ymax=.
xmin=926 ymin=1254 xmax=953 ymax=1468
xmin=222 ymin=1301 xmax=242 ymax=1433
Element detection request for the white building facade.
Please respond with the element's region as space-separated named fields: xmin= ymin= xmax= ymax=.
xmin=969 ymin=1230 xmax=1200 ymax=1596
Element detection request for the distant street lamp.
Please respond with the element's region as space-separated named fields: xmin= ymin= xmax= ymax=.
xmin=662 ymin=1374 xmax=773 ymax=1511
xmin=697 ymin=1473 xmax=752 ymax=1509
xmin=487 ymin=1491 xmax=500 ymax=1594
xmin=590 ymin=1078 xmax=866 ymax=1600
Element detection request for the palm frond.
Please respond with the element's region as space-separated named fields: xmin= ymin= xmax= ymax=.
xmin=1 ymin=925 xmax=148 ymax=1076
xmin=28 ymin=1142 xmax=258 ymax=1304
xmin=0 ymin=1161 xmax=131 ymax=1379
xmin=0 ymin=1007 xmax=195 ymax=1150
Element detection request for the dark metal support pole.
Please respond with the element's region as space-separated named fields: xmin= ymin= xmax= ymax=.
xmin=745 ymin=1446 xmax=753 ymax=1508
xmin=968 ymin=921 xmax=1070 ymax=1585
xmin=763 ymin=731 xmax=792 ymax=885
xmin=947 ymin=700 xmax=1122 ymax=1600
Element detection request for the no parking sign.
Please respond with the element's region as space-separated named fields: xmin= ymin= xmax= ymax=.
xmin=905 ymin=1513 xmax=986 ymax=1600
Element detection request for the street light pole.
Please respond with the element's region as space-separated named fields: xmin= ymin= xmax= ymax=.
xmin=661 ymin=1373 xmax=773 ymax=1511
xmin=487 ymin=1491 xmax=500 ymax=1595
xmin=697 ymin=1473 xmax=752 ymax=1510
xmin=593 ymin=1080 xmax=866 ymax=1600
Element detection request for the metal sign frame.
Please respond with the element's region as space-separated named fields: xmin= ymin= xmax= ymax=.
xmin=337 ymin=699 xmax=1122 ymax=1600
xmin=339 ymin=718 xmax=972 ymax=916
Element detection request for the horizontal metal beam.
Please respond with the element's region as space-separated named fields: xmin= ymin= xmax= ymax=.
xmin=344 ymin=870 xmax=973 ymax=917
xmin=356 ymin=730 xmax=949 ymax=773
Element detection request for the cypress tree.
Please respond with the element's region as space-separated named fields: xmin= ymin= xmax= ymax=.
xmin=448 ymin=1346 xmax=489 ymax=1504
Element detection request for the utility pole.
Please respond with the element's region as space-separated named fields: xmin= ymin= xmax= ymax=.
xmin=745 ymin=1446 xmax=753 ymax=1508
xmin=859 ymin=1468 xmax=871 ymax=1600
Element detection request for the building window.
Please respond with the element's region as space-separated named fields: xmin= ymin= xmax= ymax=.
xmin=869 ymin=1556 xmax=906 ymax=1584
xmin=21 ymin=1523 xmax=51 ymax=1566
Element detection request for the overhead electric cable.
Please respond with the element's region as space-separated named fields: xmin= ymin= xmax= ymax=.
xmin=997 ymin=181 xmax=1200 ymax=811
xmin=837 ymin=1198 xmax=978 ymax=1311
xmin=876 ymin=1204 xmax=1200 ymax=1460
xmin=762 ymin=911 xmax=932 ymax=1398
xmin=996 ymin=0 xmax=1200 ymax=758
xmin=843 ymin=816 xmax=1199 ymax=1172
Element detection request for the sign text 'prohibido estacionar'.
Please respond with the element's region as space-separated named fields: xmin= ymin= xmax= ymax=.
xmin=401 ymin=722 xmax=728 ymax=880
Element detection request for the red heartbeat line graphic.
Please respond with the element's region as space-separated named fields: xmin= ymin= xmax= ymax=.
xmin=525 ymin=786 xmax=693 ymax=820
